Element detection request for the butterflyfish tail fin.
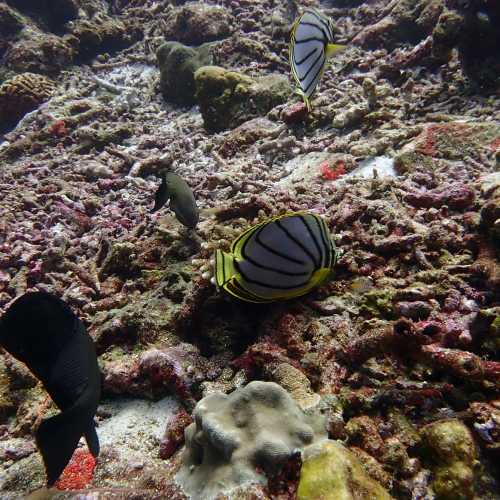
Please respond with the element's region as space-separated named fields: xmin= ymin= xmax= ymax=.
xmin=214 ymin=249 xmax=236 ymax=290
xmin=325 ymin=43 xmax=347 ymax=58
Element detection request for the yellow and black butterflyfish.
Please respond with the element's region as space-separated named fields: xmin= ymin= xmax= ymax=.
xmin=214 ymin=212 xmax=339 ymax=303
xmin=289 ymin=8 xmax=347 ymax=111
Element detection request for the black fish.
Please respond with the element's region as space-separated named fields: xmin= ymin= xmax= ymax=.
xmin=152 ymin=171 xmax=199 ymax=228
xmin=0 ymin=292 xmax=101 ymax=486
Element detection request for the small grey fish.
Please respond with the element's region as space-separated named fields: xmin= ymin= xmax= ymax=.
xmin=0 ymin=292 xmax=101 ymax=487
xmin=152 ymin=171 xmax=199 ymax=228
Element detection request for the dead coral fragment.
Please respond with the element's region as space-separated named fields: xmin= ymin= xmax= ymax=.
xmin=0 ymin=73 xmax=56 ymax=131
xmin=176 ymin=381 xmax=327 ymax=500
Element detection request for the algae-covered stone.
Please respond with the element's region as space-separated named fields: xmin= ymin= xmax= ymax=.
xmin=421 ymin=419 xmax=478 ymax=500
xmin=157 ymin=41 xmax=213 ymax=105
xmin=394 ymin=121 xmax=500 ymax=177
xmin=297 ymin=440 xmax=393 ymax=500
xmin=194 ymin=65 xmax=291 ymax=132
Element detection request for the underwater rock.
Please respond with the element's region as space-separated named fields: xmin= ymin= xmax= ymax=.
xmin=421 ymin=419 xmax=478 ymax=500
xmin=163 ymin=3 xmax=234 ymax=46
xmin=5 ymin=0 xmax=79 ymax=28
xmin=352 ymin=0 xmax=444 ymax=49
xmin=218 ymin=117 xmax=281 ymax=158
xmin=333 ymin=103 xmax=370 ymax=129
xmin=297 ymin=439 xmax=393 ymax=500
xmin=281 ymin=102 xmax=308 ymax=125
xmin=0 ymin=4 xmax=24 ymax=37
xmin=0 ymin=73 xmax=56 ymax=131
xmin=159 ymin=409 xmax=193 ymax=460
xmin=469 ymin=401 xmax=500 ymax=451
xmin=176 ymin=381 xmax=327 ymax=499
xmin=157 ymin=41 xmax=213 ymax=106
xmin=345 ymin=416 xmax=386 ymax=459
xmin=98 ymin=242 xmax=139 ymax=280
xmin=4 ymin=32 xmax=75 ymax=75
xmin=394 ymin=121 xmax=500 ymax=173
xmin=481 ymin=200 xmax=500 ymax=240
xmin=268 ymin=363 xmax=320 ymax=410
xmin=194 ymin=66 xmax=291 ymax=133
xmin=404 ymin=183 xmax=475 ymax=210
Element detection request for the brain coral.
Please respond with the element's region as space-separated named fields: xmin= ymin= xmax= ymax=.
xmin=176 ymin=381 xmax=327 ymax=500
xmin=0 ymin=73 xmax=56 ymax=131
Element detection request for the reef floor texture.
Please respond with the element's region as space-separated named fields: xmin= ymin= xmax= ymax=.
xmin=0 ymin=0 xmax=499 ymax=499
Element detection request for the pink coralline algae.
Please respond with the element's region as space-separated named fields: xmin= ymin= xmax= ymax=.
xmin=281 ymin=102 xmax=308 ymax=124
xmin=404 ymin=183 xmax=475 ymax=210
xmin=159 ymin=409 xmax=193 ymax=460
xmin=420 ymin=344 xmax=500 ymax=385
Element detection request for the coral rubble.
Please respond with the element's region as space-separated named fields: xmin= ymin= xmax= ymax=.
xmin=0 ymin=0 xmax=499 ymax=497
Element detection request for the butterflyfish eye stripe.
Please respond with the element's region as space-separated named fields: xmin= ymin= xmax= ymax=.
xmin=275 ymin=219 xmax=319 ymax=268
xmin=298 ymin=215 xmax=323 ymax=268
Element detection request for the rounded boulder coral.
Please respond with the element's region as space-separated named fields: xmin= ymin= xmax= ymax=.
xmin=176 ymin=381 xmax=327 ymax=500
xmin=0 ymin=72 xmax=56 ymax=131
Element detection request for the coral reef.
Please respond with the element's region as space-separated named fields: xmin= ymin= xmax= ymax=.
xmin=0 ymin=0 xmax=499 ymax=497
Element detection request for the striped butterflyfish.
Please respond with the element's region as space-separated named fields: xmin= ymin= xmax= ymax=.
xmin=289 ymin=8 xmax=346 ymax=111
xmin=214 ymin=212 xmax=339 ymax=303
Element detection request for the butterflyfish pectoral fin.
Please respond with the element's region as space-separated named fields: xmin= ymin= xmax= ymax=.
xmin=325 ymin=43 xmax=347 ymax=58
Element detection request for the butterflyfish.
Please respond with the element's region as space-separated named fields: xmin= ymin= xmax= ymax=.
xmin=289 ymin=8 xmax=347 ymax=111
xmin=152 ymin=171 xmax=199 ymax=229
xmin=214 ymin=213 xmax=339 ymax=303
xmin=0 ymin=291 xmax=101 ymax=486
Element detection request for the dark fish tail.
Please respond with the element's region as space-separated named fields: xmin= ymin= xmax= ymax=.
xmin=36 ymin=380 xmax=99 ymax=487
xmin=85 ymin=422 xmax=100 ymax=457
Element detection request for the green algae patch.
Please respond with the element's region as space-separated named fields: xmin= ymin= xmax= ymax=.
xmin=421 ymin=419 xmax=479 ymax=500
xmin=359 ymin=288 xmax=396 ymax=318
xmin=297 ymin=440 xmax=393 ymax=500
